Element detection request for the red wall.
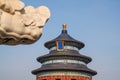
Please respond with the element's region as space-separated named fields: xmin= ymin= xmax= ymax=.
xmin=37 ymin=76 xmax=91 ymax=80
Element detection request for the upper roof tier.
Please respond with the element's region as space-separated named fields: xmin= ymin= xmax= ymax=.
xmin=44 ymin=24 xmax=85 ymax=50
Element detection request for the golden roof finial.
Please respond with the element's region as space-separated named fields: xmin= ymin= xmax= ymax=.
xmin=62 ymin=23 xmax=67 ymax=30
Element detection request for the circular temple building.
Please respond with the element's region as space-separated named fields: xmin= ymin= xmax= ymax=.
xmin=32 ymin=24 xmax=97 ymax=80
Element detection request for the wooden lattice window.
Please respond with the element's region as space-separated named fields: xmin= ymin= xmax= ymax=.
xmin=71 ymin=79 xmax=76 ymax=80
xmin=56 ymin=79 xmax=61 ymax=80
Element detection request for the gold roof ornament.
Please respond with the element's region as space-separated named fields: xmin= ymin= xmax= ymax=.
xmin=62 ymin=23 xmax=67 ymax=30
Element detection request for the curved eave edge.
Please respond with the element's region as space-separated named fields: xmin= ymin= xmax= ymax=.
xmin=37 ymin=53 xmax=92 ymax=64
xmin=44 ymin=40 xmax=85 ymax=50
xmin=31 ymin=68 xmax=97 ymax=76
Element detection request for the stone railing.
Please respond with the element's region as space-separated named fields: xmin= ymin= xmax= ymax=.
xmin=0 ymin=0 xmax=50 ymax=45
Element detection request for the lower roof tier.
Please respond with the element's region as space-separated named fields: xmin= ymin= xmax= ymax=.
xmin=32 ymin=63 xmax=97 ymax=76
xmin=36 ymin=71 xmax=92 ymax=78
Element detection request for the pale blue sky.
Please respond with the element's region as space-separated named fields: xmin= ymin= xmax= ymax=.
xmin=0 ymin=0 xmax=120 ymax=80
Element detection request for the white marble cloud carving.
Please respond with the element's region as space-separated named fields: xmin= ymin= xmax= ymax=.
xmin=0 ymin=0 xmax=50 ymax=45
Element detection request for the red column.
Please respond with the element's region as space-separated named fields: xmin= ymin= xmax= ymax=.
xmin=37 ymin=76 xmax=91 ymax=80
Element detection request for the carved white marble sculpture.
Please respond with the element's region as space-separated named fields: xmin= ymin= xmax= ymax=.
xmin=0 ymin=0 xmax=50 ymax=45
